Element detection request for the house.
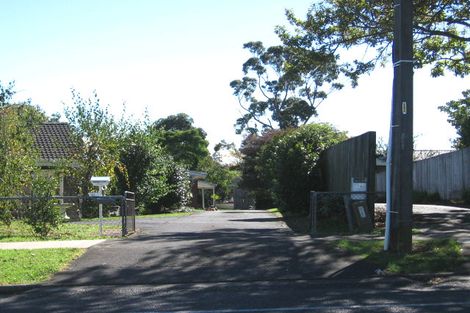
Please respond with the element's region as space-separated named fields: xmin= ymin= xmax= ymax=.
xmin=33 ymin=122 xmax=78 ymax=197
xmin=188 ymin=170 xmax=216 ymax=209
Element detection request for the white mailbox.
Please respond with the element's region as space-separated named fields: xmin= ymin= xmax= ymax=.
xmin=90 ymin=176 xmax=111 ymax=188
xmin=90 ymin=176 xmax=110 ymax=237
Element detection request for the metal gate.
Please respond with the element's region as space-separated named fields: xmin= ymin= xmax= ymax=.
xmin=0 ymin=191 xmax=136 ymax=237
xmin=122 ymin=191 xmax=136 ymax=236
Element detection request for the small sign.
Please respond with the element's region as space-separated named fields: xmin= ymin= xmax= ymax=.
xmin=358 ymin=206 xmax=366 ymax=219
xmin=351 ymin=178 xmax=367 ymax=200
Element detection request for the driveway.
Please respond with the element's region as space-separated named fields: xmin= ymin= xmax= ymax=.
xmin=2 ymin=209 xmax=470 ymax=313
xmin=48 ymin=210 xmax=365 ymax=287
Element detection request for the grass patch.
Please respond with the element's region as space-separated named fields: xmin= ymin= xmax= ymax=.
xmin=0 ymin=248 xmax=84 ymax=285
xmin=370 ymin=227 xmax=423 ymax=237
xmin=0 ymin=211 xmax=197 ymax=242
xmin=266 ymin=208 xmax=311 ymax=234
xmin=337 ymin=238 xmax=466 ymax=274
xmin=267 ymin=208 xmax=281 ymax=216
xmin=137 ymin=212 xmax=195 ymax=218
xmin=0 ymin=220 xmax=120 ymax=242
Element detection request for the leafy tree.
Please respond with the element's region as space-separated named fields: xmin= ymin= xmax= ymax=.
xmin=200 ymin=157 xmax=240 ymax=201
xmin=113 ymin=125 xmax=190 ymax=213
xmin=0 ymin=82 xmax=45 ymax=225
xmin=439 ymin=89 xmax=470 ymax=148
xmin=230 ymin=41 xmax=368 ymax=134
xmin=258 ymin=123 xmax=347 ymax=213
xmin=153 ymin=113 xmax=209 ymax=169
xmin=212 ymin=140 xmax=242 ymax=166
xmin=24 ymin=174 xmax=62 ymax=237
xmin=278 ymin=0 xmax=469 ymax=78
xmin=153 ymin=112 xmax=194 ymax=131
xmin=64 ymin=89 xmax=121 ymax=197
xmin=151 ymin=161 xmax=191 ymax=212
xmin=238 ymin=130 xmax=283 ymax=209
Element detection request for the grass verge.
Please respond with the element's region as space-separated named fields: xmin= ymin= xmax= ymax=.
xmin=0 ymin=211 xmax=199 ymax=242
xmin=0 ymin=248 xmax=84 ymax=285
xmin=336 ymin=238 xmax=466 ymax=274
xmin=137 ymin=212 xmax=196 ymax=218
xmin=0 ymin=221 xmax=120 ymax=242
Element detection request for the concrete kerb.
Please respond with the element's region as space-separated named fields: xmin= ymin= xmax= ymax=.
xmin=0 ymin=240 xmax=106 ymax=250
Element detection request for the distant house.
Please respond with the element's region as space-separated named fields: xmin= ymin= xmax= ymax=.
xmin=33 ymin=122 xmax=78 ymax=197
xmin=188 ymin=170 xmax=216 ymax=209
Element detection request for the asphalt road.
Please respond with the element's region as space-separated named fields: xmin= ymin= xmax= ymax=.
xmin=1 ymin=210 xmax=469 ymax=312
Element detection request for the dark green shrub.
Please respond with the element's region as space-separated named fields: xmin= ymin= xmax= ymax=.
xmin=463 ymin=189 xmax=470 ymax=205
xmin=24 ymin=175 xmax=62 ymax=237
xmin=258 ymin=123 xmax=347 ymax=214
xmin=413 ymin=191 xmax=441 ymax=204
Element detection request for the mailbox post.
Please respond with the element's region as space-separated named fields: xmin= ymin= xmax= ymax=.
xmin=90 ymin=176 xmax=110 ymax=236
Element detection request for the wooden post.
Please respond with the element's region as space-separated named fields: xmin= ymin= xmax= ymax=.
xmin=390 ymin=0 xmax=413 ymax=253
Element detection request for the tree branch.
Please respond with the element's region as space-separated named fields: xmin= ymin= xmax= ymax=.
xmin=415 ymin=25 xmax=470 ymax=42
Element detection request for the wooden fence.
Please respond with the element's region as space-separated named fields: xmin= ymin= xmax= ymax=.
xmin=321 ymin=131 xmax=376 ymax=193
xmin=319 ymin=131 xmax=376 ymax=217
xmin=376 ymin=147 xmax=470 ymax=200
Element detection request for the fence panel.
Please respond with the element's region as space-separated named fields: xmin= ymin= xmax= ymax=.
xmin=0 ymin=195 xmax=133 ymax=238
xmin=320 ymin=131 xmax=376 ymax=219
xmin=377 ymin=147 xmax=470 ymax=200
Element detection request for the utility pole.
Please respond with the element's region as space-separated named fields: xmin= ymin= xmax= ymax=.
xmin=389 ymin=0 xmax=413 ymax=253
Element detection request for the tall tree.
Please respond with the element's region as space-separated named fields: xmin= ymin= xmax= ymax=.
xmin=113 ymin=125 xmax=190 ymax=212
xmin=153 ymin=113 xmax=210 ymax=170
xmin=230 ymin=41 xmax=370 ymax=134
xmin=279 ymin=0 xmax=469 ymax=78
xmin=0 ymin=82 xmax=45 ymax=225
xmin=65 ymin=89 xmax=121 ymax=196
xmin=439 ymin=89 xmax=470 ymax=148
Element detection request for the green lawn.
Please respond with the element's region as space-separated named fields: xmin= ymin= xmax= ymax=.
xmin=336 ymin=238 xmax=466 ymax=274
xmin=0 ymin=211 xmax=199 ymax=242
xmin=0 ymin=248 xmax=84 ymax=285
xmin=0 ymin=220 xmax=121 ymax=242
xmin=137 ymin=212 xmax=196 ymax=218
xmin=82 ymin=211 xmax=197 ymax=221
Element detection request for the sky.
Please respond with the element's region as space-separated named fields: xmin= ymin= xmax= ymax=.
xmin=1 ymin=0 xmax=468 ymax=153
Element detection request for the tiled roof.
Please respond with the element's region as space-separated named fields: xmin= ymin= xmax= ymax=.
xmin=33 ymin=123 xmax=75 ymax=161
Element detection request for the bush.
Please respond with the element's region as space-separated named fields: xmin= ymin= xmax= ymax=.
xmin=258 ymin=123 xmax=347 ymax=214
xmin=413 ymin=191 xmax=441 ymax=204
xmin=463 ymin=189 xmax=470 ymax=205
xmin=23 ymin=175 xmax=62 ymax=237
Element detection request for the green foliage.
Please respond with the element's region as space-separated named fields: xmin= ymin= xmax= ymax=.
xmin=212 ymin=140 xmax=242 ymax=165
xmin=113 ymin=125 xmax=191 ymax=213
xmin=23 ymin=175 xmax=62 ymax=237
xmin=200 ymin=157 xmax=240 ymax=201
xmin=239 ymin=124 xmax=346 ymax=212
xmin=337 ymin=238 xmax=465 ymax=274
xmin=231 ymin=40 xmax=359 ymax=134
xmin=280 ymin=0 xmax=469 ymax=78
xmin=259 ymin=124 xmax=347 ymax=213
xmin=439 ymin=89 xmax=470 ymax=149
xmin=413 ymin=191 xmax=441 ymax=204
xmin=65 ymin=89 xmax=122 ymax=196
xmin=239 ymin=130 xmax=281 ymax=209
xmin=150 ymin=161 xmax=191 ymax=212
xmin=0 ymin=81 xmax=45 ymax=226
xmin=463 ymin=189 xmax=470 ymax=205
xmin=153 ymin=113 xmax=210 ymax=169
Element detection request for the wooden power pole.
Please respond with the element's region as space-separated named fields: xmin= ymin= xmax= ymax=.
xmin=390 ymin=0 xmax=414 ymax=253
